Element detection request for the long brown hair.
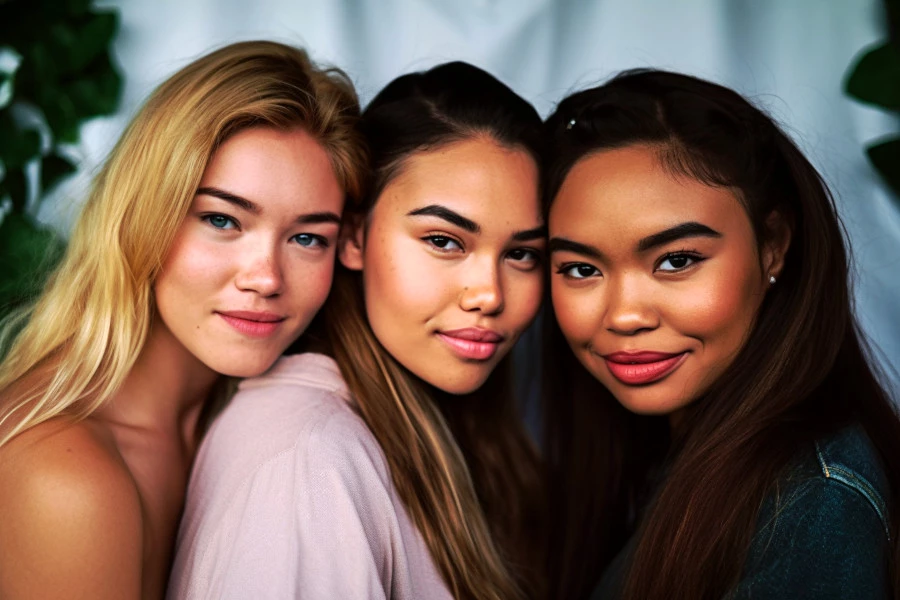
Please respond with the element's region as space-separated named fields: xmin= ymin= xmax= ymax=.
xmin=0 ymin=41 xmax=367 ymax=446
xmin=298 ymin=61 xmax=545 ymax=599
xmin=542 ymin=69 xmax=900 ymax=599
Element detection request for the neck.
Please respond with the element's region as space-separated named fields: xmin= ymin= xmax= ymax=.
xmin=95 ymin=318 xmax=219 ymax=450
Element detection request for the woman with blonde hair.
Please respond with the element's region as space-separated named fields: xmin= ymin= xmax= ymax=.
xmin=0 ymin=40 xmax=366 ymax=599
xmin=171 ymin=61 xmax=546 ymax=600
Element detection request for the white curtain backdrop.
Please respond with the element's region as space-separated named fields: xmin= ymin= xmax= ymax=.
xmin=41 ymin=0 xmax=900 ymax=394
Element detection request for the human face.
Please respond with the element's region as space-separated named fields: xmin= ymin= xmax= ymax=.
xmin=549 ymin=145 xmax=782 ymax=418
xmin=341 ymin=136 xmax=545 ymax=394
xmin=154 ymin=126 xmax=344 ymax=378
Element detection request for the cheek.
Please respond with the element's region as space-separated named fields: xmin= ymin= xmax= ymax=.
xmin=513 ymin=274 xmax=544 ymax=325
xmin=364 ymin=234 xmax=447 ymax=319
xmin=551 ymin=282 xmax=597 ymax=343
xmin=288 ymin=255 xmax=337 ymax=316
xmin=155 ymin=233 xmax=224 ymax=308
xmin=669 ymin=263 xmax=763 ymax=347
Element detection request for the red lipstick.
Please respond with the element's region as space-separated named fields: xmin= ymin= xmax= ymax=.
xmin=217 ymin=310 xmax=285 ymax=338
xmin=602 ymin=351 xmax=688 ymax=385
xmin=438 ymin=328 xmax=505 ymax=361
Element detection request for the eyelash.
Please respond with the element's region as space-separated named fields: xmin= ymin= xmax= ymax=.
xmin=423 ymin=234 xmax=463 ymax=253
xmin=555 ymin=249 xmax=706 ymax=279
xmin=655 ymin=249 xmax=705 ymax=272
xmin=202 ymin=213 xmax=238 ymax=230
xmin=202 ymin=214 xmax=329 ymax=248
xmin=556 ymin=262 xmax=600 ymax=279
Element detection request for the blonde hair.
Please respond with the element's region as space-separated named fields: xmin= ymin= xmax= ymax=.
xmin=299 ymin=60 xmax=546 ymax=599
xmin=0 ymin=40 xmax=367 ymax=446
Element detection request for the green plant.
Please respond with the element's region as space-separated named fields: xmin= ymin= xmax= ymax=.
xmin=0 ymin=0 xmax=122 ymax=311
xmin=844 ymin=0 xmax=900 ymax=201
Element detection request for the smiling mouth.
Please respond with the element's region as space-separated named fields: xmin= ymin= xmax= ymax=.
xmin=602 ymin=351 xmax=689 ymax=385
xmin=437 ymin=328 xmax=505 ymax=361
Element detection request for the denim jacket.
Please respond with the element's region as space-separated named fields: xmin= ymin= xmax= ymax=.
xmin=591 ymin=424 xmax=893 ymax=599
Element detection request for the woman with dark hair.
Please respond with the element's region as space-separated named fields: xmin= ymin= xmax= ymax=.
xmin=543 ymin=69 xmax=900 ymax=599
xmin=171 ymin=61 xmax=546 ymax=600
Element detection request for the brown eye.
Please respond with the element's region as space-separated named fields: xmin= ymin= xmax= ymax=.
xmin=657 ymin=252 xmax=703 ymax=272
xmin=423 ymin=235 xmax=462 ymax=252
xmin=557 ymin=263 xmax=601 ymax=279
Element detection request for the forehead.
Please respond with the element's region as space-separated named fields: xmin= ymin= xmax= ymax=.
xmin=549 ymin=145 xmax=748 ymax=245
xmin=201 ymin=126 xmax=342 ymax=210
xmin=375 ymin=136 xmax=542 ymax=226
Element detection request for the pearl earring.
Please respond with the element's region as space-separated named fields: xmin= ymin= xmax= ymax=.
xmin=769 ymin=275 xmax=776 ymax=285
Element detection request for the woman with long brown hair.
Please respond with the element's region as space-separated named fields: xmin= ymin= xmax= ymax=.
xmin=543 ymin=69 xmax=900 ymax=599
xmin=0 ymin=41 xmax=365 ymax=599
xmin=171 ymin=61 xmax=545 ymax=600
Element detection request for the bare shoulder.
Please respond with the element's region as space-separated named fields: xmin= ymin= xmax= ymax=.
xmin=0 ymin=419 xmax=143 ymax=599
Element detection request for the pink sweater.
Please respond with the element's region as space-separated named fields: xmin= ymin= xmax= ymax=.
xmin=168 ymin=353 xmax=452 ymax=599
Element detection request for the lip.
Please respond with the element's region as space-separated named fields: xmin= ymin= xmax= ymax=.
xmin=437 ymin=328 xmax=505 ymax=361
xmin=217 ymin=310 xmax=286 ymax=338
xmin=602 ymin=350 xmax=689 ymax=385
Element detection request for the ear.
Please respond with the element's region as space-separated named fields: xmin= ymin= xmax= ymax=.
xmin=338 ymin=212 xmax=365 ymax=271
xmin=761 ymin=209 xmax=792 ymax=283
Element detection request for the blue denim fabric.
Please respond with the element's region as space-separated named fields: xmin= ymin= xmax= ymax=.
xmin=590 ymin=424 xmax=893 ymax=599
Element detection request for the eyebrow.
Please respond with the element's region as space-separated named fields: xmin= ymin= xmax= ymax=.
xmin=197 ymin=186 xmax=340 ymax=225
xmin=407 ymin=204 xmax=480 ymax=233
xmin=548 ymin=237 xmax=605 ymax=260
xmin=513 ymin=225 xmax=547 ymax=242
xmin=636 ymin=221 xmax=722 ymax=252
xmin=198 ymin=186 xmax=256 ymax=212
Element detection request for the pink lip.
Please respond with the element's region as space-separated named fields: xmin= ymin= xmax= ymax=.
xmin=438 ymin=328 xmax=505 ymax=361
xmin=217 ymin=310 xmax=286 ymax=338
xmin=602 ymin=351 xmax=688 ymax=385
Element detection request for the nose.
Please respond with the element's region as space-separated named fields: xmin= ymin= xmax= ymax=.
xmin=234 ymin=243 xmax=284 ymax=297
xmin=603 ymin=273 xmax=658 ymax=336
xmin=458 ymin=258 xmax=504 ymax=315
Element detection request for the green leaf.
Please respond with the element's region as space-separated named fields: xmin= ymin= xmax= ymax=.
xmin=0 ymin=117 xmax=41 ymax=169
xmin=39 ymin=91 xmax=80 ymax=143
xmin=0 ymin=211 xmax=65 ymax=312
xmin=845 ymin=42 xmax=900 ymax=109
xmin=68 ymin=65 xmax=121 ymax=118
xmin=3 ymin=167 xmax=28 ymax=213
xmin=40 ymin=153 xmax=77 ymax=194
xmin=867 ymin=137 xmax=900 ymax=200
xmin=68 ymin=11 xmax=118 ymax=73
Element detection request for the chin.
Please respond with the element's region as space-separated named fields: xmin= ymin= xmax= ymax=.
xmin=612 ymin=389 xmax=692 ymax=416
xmin=209 ymin=354 xmax=282 ymax=379
xmin=420 ymin=369 xmax=490 ymax=396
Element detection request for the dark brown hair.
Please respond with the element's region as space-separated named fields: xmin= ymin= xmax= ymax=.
xmin=542 ymin=69 xmax=900 ymax=600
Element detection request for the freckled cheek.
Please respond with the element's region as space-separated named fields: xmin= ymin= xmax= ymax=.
xmin=286 ymin=254 xmax=337 ymax=319
xmin=365 ymin=235 xmax=450 ymax=320
xmin=157 ymin=234 xmax=233 ymax=302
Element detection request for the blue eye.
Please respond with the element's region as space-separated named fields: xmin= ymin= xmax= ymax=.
xmin=558 ymin=263 xmax=601 ymax=279
xmin=657 ymin=253 xmax=701 ymax=272
xmin=293 ymin=233 xmax=327 ymax=248
xmin=204 ymin=214 xmax=238 ymax=230
xmin=424 ymin=235 xmax=462 ymax=252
